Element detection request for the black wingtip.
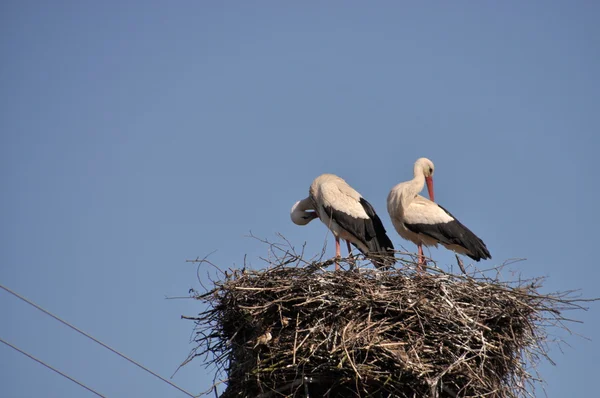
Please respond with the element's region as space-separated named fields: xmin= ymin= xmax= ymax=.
xmin=367 ymin=222 xmax=396 ymax=269
xmin=406 ymin=203 xmax=492 ymax=263
xmin=357 ymin=198 xmax=396 ymax=269
xmin=462 ymin=224 xmax=491 ymax=262
xmin=467 ymin=244 xmax=492 ymax=262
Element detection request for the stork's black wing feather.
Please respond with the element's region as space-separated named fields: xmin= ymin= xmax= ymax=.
xmin=359 ymin=198 xmax=395 ymax=254
xmin=404 ymin=204 xmax=491 ymax=261
xmin=321 ymin=205 xmax=370 ymax=251
xmin=322 ymin=197 xmax=395 ymax=268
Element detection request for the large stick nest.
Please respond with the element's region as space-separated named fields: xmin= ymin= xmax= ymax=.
xmin=182 ymin=240 xmax=592 ymax=398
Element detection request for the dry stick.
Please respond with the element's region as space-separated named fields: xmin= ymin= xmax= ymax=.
xmin=341 ymin=321 xmax=361 ymax=379
xmin=292 ymin=313 xmax=300 ymax=365
xmin=455 ymin=254 xmax=467 ymax=275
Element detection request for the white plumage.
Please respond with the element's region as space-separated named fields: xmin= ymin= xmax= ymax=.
xmin=292 ymin=174 xmax=395 ymax=270
xmin=290 ymin=198 xmax=318 ymax=226
xmin=387 ymin=158 xmax=491 ymax=270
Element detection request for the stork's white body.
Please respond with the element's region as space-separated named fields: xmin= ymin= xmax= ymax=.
xmin=291 ymin=174 xmax=395 ymax=269
xmin=309 ymin=174 xmax=372 ymax=253
xmin=387 ymin=158 xmax=491 ymax=266
xmin=388 ymin=188 xmax=470 ymax=255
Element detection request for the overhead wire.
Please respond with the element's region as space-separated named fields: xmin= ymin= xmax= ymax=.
xmin=0 ymin=337 xmax=106 ymax=398
xmin=0 ymin=283 xmax=196 ymax=398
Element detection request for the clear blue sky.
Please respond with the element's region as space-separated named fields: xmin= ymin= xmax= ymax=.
xmin=1 ymin=2 xmax=598 ymax=397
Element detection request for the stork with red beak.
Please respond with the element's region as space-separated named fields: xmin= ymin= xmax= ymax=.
xmin=387 ymin=158 xmax=491 ymax=271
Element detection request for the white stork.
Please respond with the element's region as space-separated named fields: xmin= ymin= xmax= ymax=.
xmin=387 ymin=158 xmax=491 ymax=271
xmin=291 ymin=174 xmax=395 ymax=270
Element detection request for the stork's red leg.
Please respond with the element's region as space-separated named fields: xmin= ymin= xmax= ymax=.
xmin=335 ymin=237 xmax=341 ymax=271
xmin=417 ymin=244 xmax=425 ymax=272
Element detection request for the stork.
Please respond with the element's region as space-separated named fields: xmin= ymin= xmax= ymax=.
xmin=387 ymin=158 xmax=491 ymax=271
xmin=291 ymin=174 xmax=395 ymax=270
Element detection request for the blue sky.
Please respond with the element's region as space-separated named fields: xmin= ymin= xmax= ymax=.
xmin=1 ymin=1 xmax=598 ymax=397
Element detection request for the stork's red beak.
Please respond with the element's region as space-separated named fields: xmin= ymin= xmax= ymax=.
xmin=425 ymin=176 xmax=434 ymax=202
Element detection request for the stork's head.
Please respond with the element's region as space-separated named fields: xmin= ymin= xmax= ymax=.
xmin=290 ymin=199 xmax=319 ymax=225
xmin=414 ymin=157 xmax=435 ymax=202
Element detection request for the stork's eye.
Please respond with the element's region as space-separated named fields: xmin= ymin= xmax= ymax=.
xmin=429 ymin=167 xmax=433 ymax=174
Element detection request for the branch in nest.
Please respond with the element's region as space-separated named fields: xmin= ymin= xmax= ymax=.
xmin=181 ymin=237 xmax=597 ymax=398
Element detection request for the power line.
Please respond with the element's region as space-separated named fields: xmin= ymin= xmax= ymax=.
xmin=0 ymin=337 xmax=106 ymax=398
xmin=0 ymin=283 xmax=196 ymax=398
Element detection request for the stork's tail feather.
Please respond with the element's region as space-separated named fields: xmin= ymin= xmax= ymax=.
xmin=464 ymin=234 xmax=492 ymax=262
xmin=351 ymin=197 xmax=396 ymax=269
xmin=428 ymin=204 xmax=492 ymax=262
xmin=366 ymin=221 xmax=396 ymax=269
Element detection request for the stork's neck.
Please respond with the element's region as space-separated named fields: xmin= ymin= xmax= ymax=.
xmin=291 ymin=197 xmax=318 ymax=226
xmin=296 ymin=197 xmax=313 ymax=212
xmin=410 ymin=165 xmax=426 ymax=196
xmin=388 ymin=171 xmax=425 ymax=218
xmin=401 ymin=170 xmax=425 ymax=207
